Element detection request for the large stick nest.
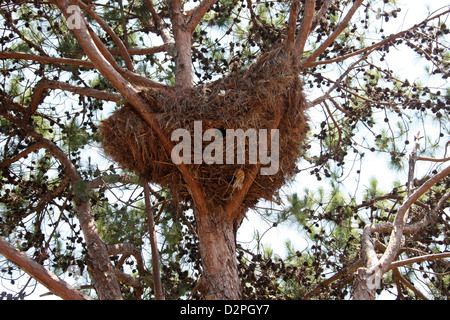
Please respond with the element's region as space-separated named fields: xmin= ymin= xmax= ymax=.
xmin=101 ymin=47 xmax=309 ymax=211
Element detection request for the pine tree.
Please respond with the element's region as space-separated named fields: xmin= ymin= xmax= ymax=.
xmin=0 ymin=0 xmax=449 ymax=300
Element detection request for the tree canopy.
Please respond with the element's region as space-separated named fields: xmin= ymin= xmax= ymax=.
xmin=0 ymin=0 xmax=449 ymax=300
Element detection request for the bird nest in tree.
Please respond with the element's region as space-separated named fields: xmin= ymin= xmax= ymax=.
xmin=100 ymin=47 xmax=309 ymax=210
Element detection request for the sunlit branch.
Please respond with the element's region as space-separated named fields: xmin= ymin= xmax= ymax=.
xmin=29 ymin=79 xmax=121 ymax=115
xmin=293 ymin=0 xmax=316 ymax=60
xmin=0 ymin=51 xmax=94 ymax=68
xmin=77 ymin=0 xmax=135 ymax=71
xmin=285 ymin=0 xmax=300 ymax=53
xmin=300 ymin=0 xmax=364 ymax=68
xmin=186 ymin=0 xmax=219 ymax=33
xmin=0 ymin=237 xmax=91 ymax=300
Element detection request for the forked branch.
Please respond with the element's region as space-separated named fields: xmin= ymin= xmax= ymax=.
xmin=29 ymin=79 xmax=121 ymax=115
xmin=77 ymin=0 xmax=135 ymax=71
xmin=301 ymin=0 xmax=364 ymax=68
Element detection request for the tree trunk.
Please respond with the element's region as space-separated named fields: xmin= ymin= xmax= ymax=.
xmin=352 ymin=268 xmax=377 ymax=300
xmin=76 ymin=200 xmax=123 ymax=300
xmin=195 ymin=207 xmax=242 ymax=300
xmin=170 ymin=0 xmax=194 ymax=88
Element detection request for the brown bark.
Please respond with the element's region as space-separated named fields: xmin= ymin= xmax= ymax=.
xmin=186 ymin=0 xmax=219 ymax=33
xmin=285 ymin=0 xmax=300 ymax=53
xmin=169 ymin=0 xmax=194 ymax=88
xmin=144 ymin=182 xmax=165 ymax=300
xmin=76 ymin=201 xmax=123 ymax=300
xmin=300 ymin=0 xmax=364 ymax=67
xmin=292 ymin=0 xmax=316 ymax=59
xmin=195 ymin=207 xmax=242 ymax=300
xmin=352 ymin=268 xmax=377 ymax=300
xmin=0 ymin=237 xmax=91 ymax=300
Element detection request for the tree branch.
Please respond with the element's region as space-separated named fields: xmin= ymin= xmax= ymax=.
xmin=0 ymin=51 xmax=94 ymax=68
xmin=392 ymin=267 xmax=428 ymax=300
xmin=0 ymin=236 xmax=91 ymax=300
xmin=186 ymin=0 xmax=219 ymax=33
xmin=304 ymin=258 xmax=364 ymax=299
xmin=143 ymin=180 xmax=164 ymax=300
xmin=107 ymin=243 xmax=146 ymax=276
xmin=29 ymin=79 xmax=121 ymax=115
xmin=285 ymin=0 xmax=300 ymax=53
xmin=300 ymin=0 xmax=364 ymax=68
xmin=292 ymin=0 xmax=316 ymax=59
xmin=378 ymin=164 xmax=450 ymax=274
xmin=0 ymin=52 xmax=164 ymax=89
xmin=87 ymin=174 xmax=135 ymax=190
xmin=169 ymin=0 xmax=194 ymax=87
xmin=0 ymin=142 xmax=44 ymax=168
xmin=310 ymin=0 xmax=333 ymax=32
xmin=145 ymin=0 xmax=176 ymax=53
xmin=389 ymin=252 xmax=450 ymax=271
xmin=109 ymin=44 xmax=168 ymax=56
xmin=77 ymin=0 xmax=135 ymax=71
xmin=114 ymin=268 xmax=143 ymax=299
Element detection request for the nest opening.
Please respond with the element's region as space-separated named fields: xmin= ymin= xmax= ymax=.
xmin=101 ymin=48 xmax=309 ymax=210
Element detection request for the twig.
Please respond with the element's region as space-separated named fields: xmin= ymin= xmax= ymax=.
xmin=143 ymin=180 xmax=165 ymax=300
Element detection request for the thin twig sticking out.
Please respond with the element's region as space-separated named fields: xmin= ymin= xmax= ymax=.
xmin=143 ymin=181 xmax=165 ymax=300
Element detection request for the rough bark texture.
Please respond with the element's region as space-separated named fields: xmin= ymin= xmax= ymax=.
xmin=352 ymin=268 xmax=377 ymax=300
xmin=76 ymin=200 xmax=123 ymax=300
xmin=195 ymin=207 xmax=242 ymax=300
